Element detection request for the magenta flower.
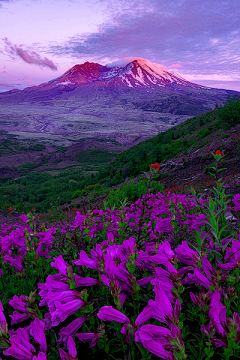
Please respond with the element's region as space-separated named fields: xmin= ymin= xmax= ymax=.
xmin=135 ymin=324 xmax=174 ymax=359
xmin=97 ymin=306 xmax=130 ymax=324
xmin=0 ymin=300 xmax=8 ymax=335
xmin=29 ymin=318 xmax=47 ymax=354
xmin=10 ymin=312 xmax=29 ymax=325
xmin=155 ymin=217 xmax=174 ymax=234
xmin=190 ymin=214 xmax=208 ymax=231
xmin=59 ymin=317 xmax=87 ymax=346
xmin=72 ymin=251 xmax=98 ymax=270
xmin=33 ymin=353 xmax=47 ymax=360
xmin=209 ymin=289 xmax=227 ymax=338
xmin=3 ymin=328 xmax=35 ymax=359
xmin=4 ymin=254 xmax=24 ymax=273
xmin=67 ymin=336 xmax=77 ymax=358
xmin=51 ymin=255 xmax=69 ymax=276
xmin=218 ymin=240 xmax=240 ymax=271
xmin=137 ymin=276 xmax=154 ymax=287
xmin=76 ymin=333 xmax=94 ymax=341
xmin=9 ymin=295 xmax=28 ymax=313
xmin=74 ymin=274 xmax=101 ymax=287
xmin=51 ymin=299 xmax=85 ymax=327
xmin=175 ymin=240 xmax=200 ymax=266
xmin=9 ymin=295 xmax=37 ymax=325
xmin=75 ymin=211 xmax=85 ymax=227
xmin=183 ymin=266 xmax=211 ymax=289
xmin=59 ymin=336 xmax=77 ymax=360
xmin=75 ymin=329 xmax=102 ymax=348
xmin=19 ymin=214 xmax=28 ymax=224
xmin=232 ymin=193 xmax=240 ymax=211
xmin=135 ymin=304 xmax=152 ymax=327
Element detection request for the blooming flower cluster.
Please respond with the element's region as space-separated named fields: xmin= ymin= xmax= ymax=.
xmin=0 ymin=157 xmax=240 ymax=359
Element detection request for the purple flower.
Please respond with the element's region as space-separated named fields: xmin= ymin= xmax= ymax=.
xmin=29 ymin=318 xmax=47 ymax=354
xmin=183 ymin=266 xmax=211 ymax=289
xmin=232 ymin=193 xmax=240 ymax=212
xmin=67 ymin=336 xmax=77 ymax=358
xmin=19 ymin=214 xmax=28 ymax=224
xmin=135 ymin=304 xmax=152 ymax=327
xmin=135 ymin=325 xmax=174 ymax=359
xmin=74 ymin=274 xmax=101 ymax=287
xmin=4 ymin=254 xmax=24 ymax=273
xmin=155 ymin=217 xmax=174 ymax=234
xmin=72 ymin=251 xmax=97 ymax=270
xmin=76 ymin=325 xmax=104 ymax=348
xmin=59 ymin=317 xmax=87 ymax=346
xmin=33 ymin=353 xmax=47 ymax=360
xmin=218 ymin=240 xmax=240 ymax=271
xmin=51 ymin=255 xmax=69 ymax=276
xmin=151 ymin=284 xmax=174 ymax=326
xmin=3 ymin=328 xmax=35 ymax=359
xmin=175 ymin=240 xmax=199 ymax=266
xmin=76 ymin=333 xmax=94 ymax=341
xmin=97 ymin=306 xmax=130 ymax=324
xmin=0 ymin=300 xmax=8 ymax=335
xmin=10 ymin=311 xmax=29 ymax=325
xmin=59 ymin=336 xmax=78 ymax=359
xmin=190 ymin=214 xmax=208 ymax=231
xmin=137 ymin=276 xmax=154 ymax=287
xmin=75 ymin=211 xmax=85 ymax=227
xmin=51 ymin=300 xmax=85 ymax=327
xmin=209 ymin=289 xmax=227 ymax=337
xmin=9 ymin=295 xmax=28 ymax=313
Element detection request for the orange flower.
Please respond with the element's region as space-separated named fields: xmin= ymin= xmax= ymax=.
xmin=223 ymin=196 xmax=226 ymax=199
xmin=149 ymin=163 xmax=160 ymax=170
xmin=217 ymin=182 xmax=221 ymax=186
xmin=9 ymin=206 xmax=13 ymax=211
xmin=215 ymin=150 xmax=223 ymax=155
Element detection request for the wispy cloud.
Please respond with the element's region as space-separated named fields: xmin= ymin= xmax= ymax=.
xmin=47 ymin=0 xmax=240 ymax=79
xmin=2 ymin=37 xmax=58 ymax=70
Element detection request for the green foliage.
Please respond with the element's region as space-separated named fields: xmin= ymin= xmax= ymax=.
xmin=72 ymin=184 xmax=106 ymax=200
xmin=218 ymin=95 xmax=240 ymax=126
xmin=78 ymin=149 xmax=116 ymax=164
xmin=199 ymin=129 xmax=210 ymax=139
xmin=105 ymin=179 xmax=164 ymax=208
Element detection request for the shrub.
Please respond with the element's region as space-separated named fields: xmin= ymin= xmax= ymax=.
xmin=218 ymin=95 xmax=240 ymax=126
xmin=72 ymin=184 xmax=106 ymax=200
xmin=105 ymin=179 xmax=164 ymax=208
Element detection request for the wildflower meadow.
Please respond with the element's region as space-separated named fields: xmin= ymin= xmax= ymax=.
xmin=0 ymin=151 xmax=240 ymax=359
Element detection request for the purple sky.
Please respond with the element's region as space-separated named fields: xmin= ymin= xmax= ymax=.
xmin=1 ymin=0 xmax=240 ymax=93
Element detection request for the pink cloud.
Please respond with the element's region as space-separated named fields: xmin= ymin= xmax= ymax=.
xmin=168 ymin=64 xmax=182 ymax=69
xmin=2 ymin=38 xmax=58 ymax=70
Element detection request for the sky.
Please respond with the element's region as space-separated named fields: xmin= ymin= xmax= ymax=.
xmin=0 ymin=0 xmax=240 ymax=93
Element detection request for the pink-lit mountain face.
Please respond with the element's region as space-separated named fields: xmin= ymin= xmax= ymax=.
xmin=0 ymin=58 xmax=239 ymax=152
xmin=19 ymin=58 xmax=205 ymax=93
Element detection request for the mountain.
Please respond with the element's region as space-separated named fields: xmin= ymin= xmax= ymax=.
xmin=4 ymin=58 xmax=210 ymax=95
xmin=0 ymin=58 xmax=239 ymax=150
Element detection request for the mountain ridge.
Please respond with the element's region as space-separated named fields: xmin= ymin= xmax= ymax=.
xmin=0 ymin=58 xmax=239 ymax=151
xmin=2 ymin=58 xmax=209 ymax=95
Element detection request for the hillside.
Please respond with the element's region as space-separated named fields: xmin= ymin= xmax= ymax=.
xmin=0 ymin=96 xmax=240 ymax=218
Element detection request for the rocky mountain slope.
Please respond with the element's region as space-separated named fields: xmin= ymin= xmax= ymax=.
xmin=0 ymin=59 xmax=239 ymax=150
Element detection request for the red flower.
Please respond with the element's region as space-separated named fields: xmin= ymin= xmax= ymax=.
xmin=9 ymin=206 xmax=13 ymax=211
xmin=149 ymin=163 xmax=160 ymax=170
xmin=215 ymin=150 xmax=223 ymax=155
